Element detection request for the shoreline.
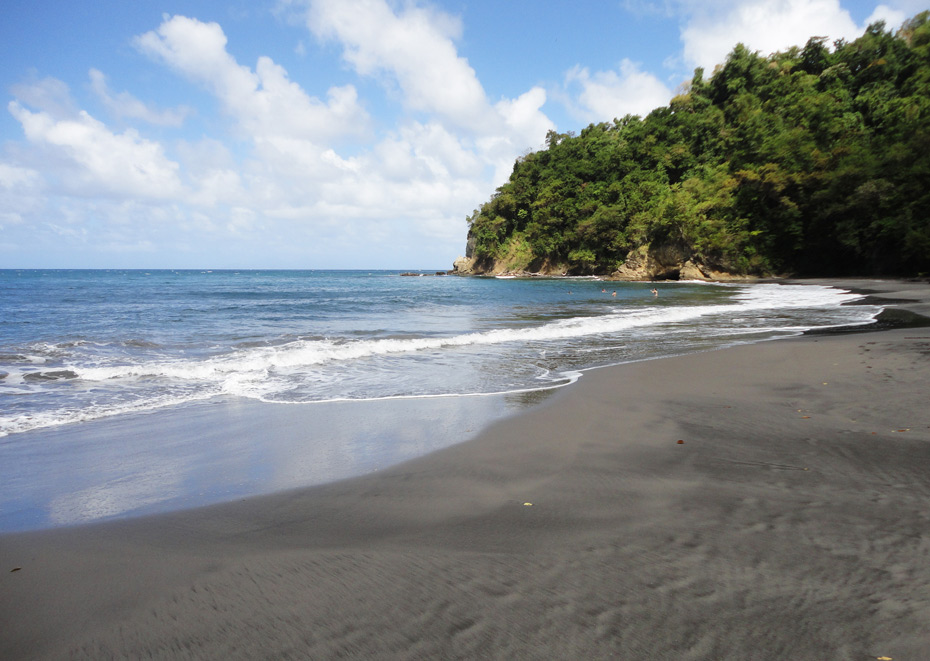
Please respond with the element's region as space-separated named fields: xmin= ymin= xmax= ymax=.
xmin=2 ymin=278 xmax=929 ymax=658
xmin=0 ymin=390 xmax=534 ymax=533
xmin=0 ymin=279 xmax=883 ymax=533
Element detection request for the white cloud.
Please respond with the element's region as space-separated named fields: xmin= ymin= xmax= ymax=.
xmin=134 ymin=15 xmax=370 ymax=144
xmin=89 ymin=69 xmax=192 ymax=126
xmin=878 ymin=0 xmax=929 ymax=20
xmin=4 ymin=5 xmax=561 ymax=267
xmin=249 ymin=134 xmax=360 ymax=183
xmin=498 ymin=84 xmax=554 ymax=158
xmin=0 ymin=163 xmax=44 ymax=230
xmin=677 ymin=0 xmax=913 ymax=73
xmin=496 ymin=87 xmax=551 ymax=137
xmin=297 ymin=0 xmax=554 ymax=187
xmin=187 ymin=167 xmax=245 ymax=208
xmin=0 ymin=162 xmax=43 ymax=191
xmin=865 ymin=4 xmax=908 ymax=29
xmin=564 ymin=60 xmax=675 ymax=122
xmin=304 ymin=0 xmax=496 ymax=133
xmin=9 ymin=76 xmax=76 ymax=119
xmin=132 ymin=7 xmax=550 ymax=229
xmin=8 ymin=100 xmax=184 ymax=199
xmin=372 ymin=121 xmax=482 ymax=182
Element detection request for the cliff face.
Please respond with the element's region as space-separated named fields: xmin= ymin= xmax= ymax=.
xmin=451 ymin=255 xmax=476 ymax=274
xmin=452 ymin=229 xmax=569 ymax=275
xmin=453 ymin=244 xmax=755 ymax=281
xmin=609 ymin=245 xmax=753 ymax=281
xmin=451 ymin=255 xmax=567 ymax=277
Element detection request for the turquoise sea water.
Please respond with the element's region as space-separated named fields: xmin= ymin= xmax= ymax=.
xmin=0 ymin=270 xmax=881 ymax=529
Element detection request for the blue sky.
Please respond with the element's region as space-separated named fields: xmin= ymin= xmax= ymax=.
xmin=1 ymin=0 xmax=925 ymax=269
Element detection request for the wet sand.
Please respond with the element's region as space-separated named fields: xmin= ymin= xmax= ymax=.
xmin=0 ymin=393 xmax=525 ymax=532
xmin=2 ymin=279 xmax=929 ymax=659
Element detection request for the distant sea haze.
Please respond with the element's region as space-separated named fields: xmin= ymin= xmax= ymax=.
xmin=0 ymin=270 xmax=880 ymax=438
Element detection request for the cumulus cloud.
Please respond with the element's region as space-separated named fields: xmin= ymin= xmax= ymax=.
xmin=864 ymin=4 xmax=909 ymax=29
xmin=564 ymin=60 xmax=675 ymax=122
xmin=377 ymin=121 xmax=483 ymax=181
xmin=8 ymin=100 xmax=183 ymax=199
xmin=89 ymin=69 xmax=192 ymax=126
xmin=134 ymin=15 xmax=370 ymax=144
xmin=304 ymin=0 xmax=495 ymax=132
xmin=677 ymin=0 xmax=914 ymax=73
xmin=3 ymin=4 xmax=556 ymax=267
xmin=0 ymin=163 xmax=43 ymax=191
xmin=9 ymin=76 xmax=77 ymax=119
xmin=0 ymin=163 xmax=44 ymax=230
xmin=130 ymin=12 xmax=499 ymax=234
xmin=297 ymin=0 xmax=553 ymax=185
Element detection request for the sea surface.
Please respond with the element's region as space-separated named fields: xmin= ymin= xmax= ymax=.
xmin=0 ymin=270 xmax=881 ymax=530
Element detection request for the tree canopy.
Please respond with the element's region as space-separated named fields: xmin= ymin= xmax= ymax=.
xmin=465 ymin=14 xmax=930 ymax=277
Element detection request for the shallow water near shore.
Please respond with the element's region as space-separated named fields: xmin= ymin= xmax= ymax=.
xmin=0 ymin=270 xmax=882 ymax=530
xmin=0 ymin=393 xmax=534 ymax=531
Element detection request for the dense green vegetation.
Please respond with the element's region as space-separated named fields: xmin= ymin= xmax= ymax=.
xmin=466 ymin=14 xmax=930 ymax=277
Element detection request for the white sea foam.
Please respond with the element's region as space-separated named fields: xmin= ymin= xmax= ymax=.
xmin=0 ymin=389 xmax=219 ymax=437
xmin=67 ymin=284 xmax=871 ymax=381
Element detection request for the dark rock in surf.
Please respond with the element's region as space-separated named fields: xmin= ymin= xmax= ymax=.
xmin=23 ymin=370 xmax=78 ymax=381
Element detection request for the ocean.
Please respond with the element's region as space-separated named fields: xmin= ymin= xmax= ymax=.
xmin=0 ymin=270 xmax=881 ymax=530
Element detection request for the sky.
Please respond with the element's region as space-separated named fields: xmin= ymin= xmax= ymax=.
xmin=1 ymin=0 xmax=926 ymax=269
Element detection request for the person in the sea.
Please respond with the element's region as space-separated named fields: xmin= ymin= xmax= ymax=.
xmin=611 ymin=291 xmax=616 ymax=297
xmin=651 ymin=288 xmax=658 ymax=297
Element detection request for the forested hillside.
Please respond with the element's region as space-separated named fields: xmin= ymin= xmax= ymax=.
xmin=461 ymin=14 xmax=930 ymax=278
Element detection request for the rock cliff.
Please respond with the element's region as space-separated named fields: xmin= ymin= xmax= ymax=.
xmin=453 ymin=243 xmax=754 ymax=281
xmin=609 ymin=245 xmax=752 ymax=281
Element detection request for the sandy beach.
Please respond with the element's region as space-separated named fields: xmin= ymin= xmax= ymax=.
xmin=2 ymin=279 xmax=929 ymax=660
